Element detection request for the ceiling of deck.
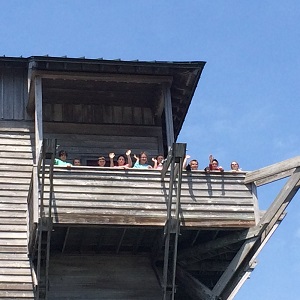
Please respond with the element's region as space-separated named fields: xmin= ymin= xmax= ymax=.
xmin=49 ymin=225 xmax=244 ymax=292
xmin=28 ymin=56 xmax=206 ymax=139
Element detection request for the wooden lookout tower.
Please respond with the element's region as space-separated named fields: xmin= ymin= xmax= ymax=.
xmin=0 ymin=55 xmax=299 ymax=299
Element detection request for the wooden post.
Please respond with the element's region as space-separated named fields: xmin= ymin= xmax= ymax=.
xmin=163 ymin=83 xmax=174 ymax=151
xmin=33 ymin=76 xmax=43 ymax=225
xmin=35 ymin=76 xmax=43 ymax=163
xmin=32 ymin=165 xmax=39 ymax=224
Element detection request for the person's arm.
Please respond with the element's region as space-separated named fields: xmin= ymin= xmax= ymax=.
xmin=133 ymin=154 xmax=140 ymax=168
xmin=209 ymin=154 xmax=213 ymax=170
xmin=183 ymin=154 xmax=190 ymax=170
xmin=126 ymin=150 xmax=132 ymax=168
xmin=152 ymin=157 xmax=158 ymax=169
xmin=109 ymin=152 xmax=115 ymax=167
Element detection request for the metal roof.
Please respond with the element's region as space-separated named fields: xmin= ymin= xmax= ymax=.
xmin=2 ymin=55 xmax=206 ymax=140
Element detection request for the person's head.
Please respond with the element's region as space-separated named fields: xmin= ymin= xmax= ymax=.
xmin=98 ymin=156 xmax=106 ymax=167
xmin=139 ymin=152 xmax=148 ymax=165
xmin=211 ymin=159 xmax=219 ymax=170
xmin=231 ymin=161 xmax=240 ymax=171
xmin=189 ymin=159 xmax=198 ymax=170
xmin=116 ymin=155 xmax=126 ymax=166
xmin=58 ymin=150 xmax=67 ymax=161
xmin=156 ymin=155 xmax=164 ymax=164
xmin=73 ymin=158 xmax=81 ymax=166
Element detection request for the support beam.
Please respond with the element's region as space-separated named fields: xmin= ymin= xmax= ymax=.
xmin=161 ymin=143 xmax=186 ymax=300
xmin=33 ymin=69 xmax=173 ymax=85
xmin=27 ymin=61 xmax=36 ymax=114
xmin=163 ymin=83 xmax=174 ymax=150
xmin=244 ymin=156 xmax=300 ymax=186
xmin=176 ymin=266 xmax=214 ymax=300
xmin=34 ymin=76 xmax=43 ymax=164
xmin=258 ymin=168 xmax=300 ymax=226
xmin=178 ymin=228 xmax=257 ymax=266
xmin=212 ymin=238 xmax=257 ymax=296
xmin=62 ymin=227 xmax=70 ymax=253
xmin=226 ymin=221 xmax=281 ymax=300
xmin=211 ymin=168 xmax=300 ymax=298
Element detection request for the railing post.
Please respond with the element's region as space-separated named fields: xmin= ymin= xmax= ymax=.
xmin=32 ymin=165 xmax=39 ymax=224
xmin=161 ymin=143 xmax=186 ymax=300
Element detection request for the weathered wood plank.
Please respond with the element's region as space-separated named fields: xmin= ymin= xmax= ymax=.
xmin=44 ymin=122 xmax=163 ymax=137
xmin=0 ymin=246 xmax=28 ymax=253
xmin=0 ymin=232 xmax=27 ymax=239
xmin=0 ymin=120 xmax=34 ymax=131
xmin=0 ymin=291 xmax=34 ymax=298
xmin=47 ymin=254 xmax=163 ymax=300
xmin=0 ymin=145 xmax=34 ymax=152
xmin=50 ymin=213 xmax=255 ymax=228
xmin=0 ymin=224 xmax=27 ymax=231
xmin=0 ymin=269 xmax=31 ymax=276
xmin=0 ymin=138 xmax=33 ymax=146
xmin=0 ymin=261 xmax=30 ymax=268
xmin=0 ymin=239 xmax=27 ymax=246
xmin=244 ymin=156 xmax=300 ymax=185
xmin=43 ymin=197 xmax=254 ymax=211
xmin=0 ymin=178 xmax=31 ymax=185
xmin=0 ymin=253 xmax=29 ymax=260
xmin=0 ymin=165 xmax=33 ymax=172
xmin=0 ymin=283 xmax=33 ymax=290
xmin=0 ymin=191 xmax=29 ymax=197
xmin=38 ymin=168 xmax=256 ymax=228
xmin=0 ymin=218 xmax=26 ymax=224
xmin=0 ymin=132 xmax=33 ymax=139
xmin=0 ymin=172 xmax=33 ymax=179
xmin=0 ymin=184 xmax=32 ymax=191
xmin=44 ymin=187 xmax=252 ymax=199
xmin=44 ymin=194 xmax=254 ymax=205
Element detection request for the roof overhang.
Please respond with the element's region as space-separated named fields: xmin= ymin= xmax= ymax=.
xmin=26 ymin=56 xmax=206 ymax=139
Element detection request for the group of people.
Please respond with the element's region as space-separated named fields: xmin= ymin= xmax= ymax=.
xmin=184 ymin=154 xmax=241 ymax=172
xmin=54 ymin=150 xmax=241 ymax=172
xmin=54 ymin=150 xmax=165 ymax=170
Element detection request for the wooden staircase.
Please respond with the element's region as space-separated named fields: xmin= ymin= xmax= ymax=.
xmin=0 ymin=122 xmax=35 ymax=299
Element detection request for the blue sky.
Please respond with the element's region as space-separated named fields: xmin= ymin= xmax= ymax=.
xmin=1 ymin=1 xmax=300 ymax=299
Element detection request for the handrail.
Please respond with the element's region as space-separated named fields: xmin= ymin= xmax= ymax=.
xmin=27 ymin=171 xmax=35 ymax=253
xmin=27 ymin=142 xmax=45 ymax=253
xmin=26 ymin=138 xmax=56 ymax=300
xmin=161 ymin=143 xmax=186 ymax=300
xmin=244 ymin=156 xmax=300 ymax=186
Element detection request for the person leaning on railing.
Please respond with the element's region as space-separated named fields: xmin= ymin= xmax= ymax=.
xmin=109 ymin=150 xmax=132 ymax=169
xmin=97 ymin=156 xmax=107 ymax=167
xmin=152 ymin=154 xmax=165 ymax=170
xmin=183 ymin=154 xmax=199 ymax=171
xmin=54 ymin=150 xmax=72 ymax=167
xmin=230 ymin=161 xmax=241 ymax=172
xmin=73 ymin=158 xmax=81 ymax=166
xmin=204 ymin=154 xmax=224 ymax=172
xmin=133 ymin=152 xmax=153 ymax=169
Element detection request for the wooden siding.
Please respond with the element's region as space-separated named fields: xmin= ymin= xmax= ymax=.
xmin=0 ymin=67 xmax=30 ymax=121
xmin=0 ymin=120 xmax=35 ymax=299
xmin=43 ymin=102 xmax=156 ymax=126
xmin=47 ymin=254 xmax=161 ymax=300
xmin=44 ymin=126 xmax=164 ymax=164
xmin=43 ymin=168 xmax=256 ymax=228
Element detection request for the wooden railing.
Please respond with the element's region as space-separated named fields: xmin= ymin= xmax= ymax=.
xmin=27 ymin=139 xmax=56 ymax=300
